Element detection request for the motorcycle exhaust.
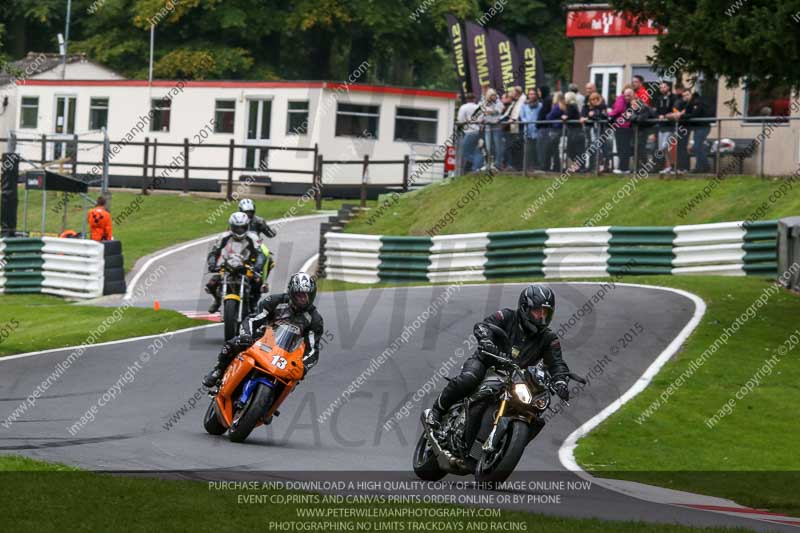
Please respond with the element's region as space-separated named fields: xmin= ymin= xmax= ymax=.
xmin=420 ymin=411 xmax=464 ymax=471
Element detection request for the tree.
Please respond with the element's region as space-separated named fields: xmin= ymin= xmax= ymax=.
xmin=611 ymin=0 xmax=800 ymax=90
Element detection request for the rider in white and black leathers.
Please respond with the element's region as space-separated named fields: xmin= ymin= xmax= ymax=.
xmin=428 ymin=284 xmax=571 ymax=427
xmin=203 ymin=273 xmax=324 ymax=387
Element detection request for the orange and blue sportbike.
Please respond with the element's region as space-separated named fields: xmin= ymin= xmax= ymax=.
xmin=203 ymin=324 xmax=304 ymax=443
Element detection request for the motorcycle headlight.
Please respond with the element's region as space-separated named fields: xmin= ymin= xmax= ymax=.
xmin=513 ymin=383 xmax=532 ymax=404
xmin=533 ymin=392 xmax=550 ymax=410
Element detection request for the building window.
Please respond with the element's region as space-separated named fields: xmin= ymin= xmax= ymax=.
xmin=335 ymin=103 xmax=379 ymax=138
xmin=287 ymin=100 xmax=309 ymax=135
xmin=745 ymin=83 xmax=791 ymax=123
xmin=394 ymin=107 xmax=438 ymax=144
xmin=214 ymin=100 xmax=236 ymax=134
xmin=150 ymin=98 xmax=172 ymax=132
xmin=89 ymin=97 xmax=109 ymax=130
xmin=20 ymin=96 xmax=38 ymax=129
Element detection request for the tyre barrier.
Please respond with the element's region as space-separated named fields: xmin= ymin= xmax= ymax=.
xmin=0 ymin=237 xmax=126 ymax=298
xmin=323 ymin=221 xmax=779 ymax=284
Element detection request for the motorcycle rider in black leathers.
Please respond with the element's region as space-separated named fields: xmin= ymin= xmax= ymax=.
xmin=239 ymin=198 xmax=277 ymax=298
xmin=203 ymin=272 xmax=323 ymax=388
xmin=427 ymin=284 xmax=571 ymax=427
xmin=205 ymin=212 xmax=264 ymax=314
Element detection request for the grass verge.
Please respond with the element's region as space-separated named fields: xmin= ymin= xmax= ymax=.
xmin=345 ymin=175 xmax=800 ymax=235
xmin=0 ymin=455 xmax=746 ymax=533
xmin=0 ymin=294 xmax=198 ymax=357
xmin=318 ymin=275 xmax=800 ymax=516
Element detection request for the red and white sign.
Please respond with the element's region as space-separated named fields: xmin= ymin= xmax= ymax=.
xmin=445 ymin=145 xmax=456 ymax=172
xmin=566 ymin=9 xmax=663 ymax=38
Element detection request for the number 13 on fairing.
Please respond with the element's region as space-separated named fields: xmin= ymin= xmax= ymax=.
xmin=271 ymin=355 xmax=288 ymax=369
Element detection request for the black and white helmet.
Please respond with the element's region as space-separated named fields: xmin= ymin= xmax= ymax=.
xmin=518 ymin=284 xmax=555 ymax=334
xmin=228 ymin=212 xmax=250 ymax=241
xmin=287 ymin=272 xmax=317 ymax=311
xmin=238 ymin=198 xmax=255 ymax=219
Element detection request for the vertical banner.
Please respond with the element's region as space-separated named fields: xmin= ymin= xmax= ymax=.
xmin=464 ymin=21 xmax=491 ymax=96
xmin=487 ymin=28 xmax=518 ymax=94
xmin=516 ymin=35 xmax=544 ymax=95
xmin=445 ymin=14 xmax=471 ymax=98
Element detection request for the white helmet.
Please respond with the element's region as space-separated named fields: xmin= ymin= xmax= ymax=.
xmin=238 ymin=198 xmax=255 ymax=217
xmin=228 ymin=212 xmax=250 ymax=240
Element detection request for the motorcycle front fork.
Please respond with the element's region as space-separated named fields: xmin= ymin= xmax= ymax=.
xmin=483 ymin=398 xmax=508 ymax=453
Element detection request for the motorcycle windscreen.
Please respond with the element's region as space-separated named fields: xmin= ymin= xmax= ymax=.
xmin=273 ymin=324 xmax=304 ymax=352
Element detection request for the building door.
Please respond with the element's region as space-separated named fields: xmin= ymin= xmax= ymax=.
xmin=53 ymin=95 xmax=77 ymax=161
xmin=244 ymin=99 xmax=272 ymax=171
xmin=590 ymin=67 xmax=624 ymax=105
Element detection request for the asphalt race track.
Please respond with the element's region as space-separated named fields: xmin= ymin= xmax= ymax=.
xmin=1 ymin=215 xmax=795 ymax=532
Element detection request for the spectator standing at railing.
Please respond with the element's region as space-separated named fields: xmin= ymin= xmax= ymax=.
xmin=544 ymin=92 xmax=565 ymax=172
xmin=519 ymin=88 xmax=542 ymax=172
xmin=581 ymin=92 xmax=610 ymax=172
xmin=655 ymin=81 xmax=677 ymax=173
xmin=535 ymin=86 xmax=552 ymax=171
xmin=569 ymin=83 xmax=585 ymax=109
xmin=629 ymin=94 xmax=655 ymax=171
xmin=497 ymin=91 xmax=515 ymax=169
xmin=609 ymin=86 xmax=634 ymax=174
xmin=563 ymin=92 xmax=584 ymax=172
xmin=670 ymin=86 xmax=690 ymax=173
xmin=632 ymin=75 xmax=651 ymax=106
xmin=456 ymin=93 xmax=483 ymax=173
xmin=682 ymin=90 xmax=713 ymax=173
xmin=480 ymin=88 xmax=503 ymax=170
xmin=506 ymin=86 xmax=526 ymax=170
xmin=88 ymin=196 xmax=113 ymax=242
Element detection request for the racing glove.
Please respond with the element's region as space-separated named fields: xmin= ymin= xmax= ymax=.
xmin=553 ymin=379 xmax=570 ymax=401
xmin=478 ymin=339 xmax=499 ymax=356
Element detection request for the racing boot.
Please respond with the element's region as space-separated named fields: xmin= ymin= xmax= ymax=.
xmin=208 ymin=295 xmax=221 ymax=314
xmin=202 ymin=363 xmax=224 ymax=388
xmin=425 ymin=396 xmax=446 ymax=429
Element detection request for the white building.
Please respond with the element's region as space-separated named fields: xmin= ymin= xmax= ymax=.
xmin=4 ymin=67 xmax=458 ymax=195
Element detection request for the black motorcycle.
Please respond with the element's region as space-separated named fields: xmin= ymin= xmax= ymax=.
xmin=414 ymin=324 xmax=586 ymax=483
xmin=215 ymin=252 xmax=256 ymax=342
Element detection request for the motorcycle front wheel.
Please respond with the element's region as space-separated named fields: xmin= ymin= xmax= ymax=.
xmin=474 ymin=420 xmax=529 ymax=484
xmin=412 ymin=433 xmax=446 ymax=481
xmin=203 ymin=400 xmax=227 ymax=435
xmin=222 ymin=299 xmax=239 ymax=342
xmin=228 ymin=383 xmax=274 ymax=443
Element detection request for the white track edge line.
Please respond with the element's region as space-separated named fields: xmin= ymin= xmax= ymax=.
xmin=0 ymin=323 xmax=219 ymax=363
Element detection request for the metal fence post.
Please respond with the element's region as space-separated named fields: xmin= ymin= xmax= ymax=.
xmin=150 ymin=137 xmax=158 ymax=191
xmin=633 ymin=123 xmax=639 ymax=175
xmin=595 ymin=121 xmax=601 ymax=176
xmin=102 ymin=128 xmax=110 ymax=201
xmin=715 ymin=118 xmax=722 ymax=177
xmin=402 ymin=154 xmax=410 ymax=191
xmin=360 ymin=154 xmax=369 ymax=208
xmin=227 ymin=138 xmax=234 ymax=201
xmin=315 ymin=154 xmax=323 ymax=210
xmin=183 ymin=138 xmax=189 ymax=194
xmin=41 ymin=134 xmax=47 ymax=167
xmin=759 ymin=120 xmax=766 ymax=177
xmin=141 ymin=137 xmax=150 ymax=194
xmin=71 ymin=133 xmax=78 ymax=178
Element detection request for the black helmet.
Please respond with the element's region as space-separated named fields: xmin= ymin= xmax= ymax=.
xmin=518 ymin=284 xmax=555 ymax=334
xmin=287 ymin=272 xmax=317 ymax=311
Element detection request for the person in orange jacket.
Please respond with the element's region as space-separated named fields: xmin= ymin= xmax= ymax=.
xmin=88 ymin=196 xmax=113 ymax=241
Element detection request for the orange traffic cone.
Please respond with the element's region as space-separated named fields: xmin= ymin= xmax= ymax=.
xmin=154 ymin=300 xmax=161 ymax=311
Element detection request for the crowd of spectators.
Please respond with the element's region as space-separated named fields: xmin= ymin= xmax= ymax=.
xmin=456 ymin=74 xmax=714 ymax=175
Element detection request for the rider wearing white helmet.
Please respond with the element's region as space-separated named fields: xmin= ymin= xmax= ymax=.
xmin=239 ymin=198 xmax=277 ymax=240
xmin=204 ymin=212 xmax=264 ymax=314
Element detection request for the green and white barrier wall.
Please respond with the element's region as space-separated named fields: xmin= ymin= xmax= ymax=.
xmin=323 ymin=221 xmax=778 ymax=284
xmin=0 ymin=237 xmax=126 ymax=298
